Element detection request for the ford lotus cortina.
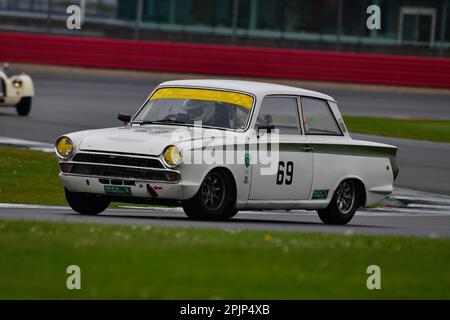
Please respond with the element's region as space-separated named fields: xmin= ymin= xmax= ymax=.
xmin=55 ymin=80 xmax=398 ymax=225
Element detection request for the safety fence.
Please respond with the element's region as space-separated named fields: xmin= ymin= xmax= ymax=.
xmin=1 ymin=32 xmax=449 ymax=88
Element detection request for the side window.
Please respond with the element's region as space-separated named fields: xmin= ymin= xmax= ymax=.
xmin=301 ymin=97 xmax=342 ymax=135
xmin=256 ymin=97 xmax=301 ymax=135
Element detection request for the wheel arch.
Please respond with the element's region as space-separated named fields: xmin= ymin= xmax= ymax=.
xmin=181 ymin=163 xmax=244 ymax=208
xmin=207 ymin=166 xmax=238 ymax=205
xmin=333 ymin=176 xmax=367 ymax=208
xmin=182 ymin=166 xmax=240 ymax=220
xmin=14 ymin=74 xmax=34 ymax=97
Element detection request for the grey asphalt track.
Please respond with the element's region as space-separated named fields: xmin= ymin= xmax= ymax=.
xmin=1 ymin=205 xmax=450 ymax=238
xmin=352 ymin=134 xmax=450 ymax=195
xmin=0 ymin=67 xmax=449 ymax=195
xmin=325 ymin=87 xmax=450 ymax=119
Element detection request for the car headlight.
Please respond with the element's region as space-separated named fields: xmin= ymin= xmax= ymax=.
xmin=162 ymin=145 xmax=182 ymax=168
xmin=55 ymin=136 xmax=75 ymax=159
xmin=12 ymin=79 xmax=22 ymax=88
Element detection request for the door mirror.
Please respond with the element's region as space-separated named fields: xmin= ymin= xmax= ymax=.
xmin=118 ymin=113 xmax=131 ymax=123
xmin=257 ymin=124 xmax=275 ymax=133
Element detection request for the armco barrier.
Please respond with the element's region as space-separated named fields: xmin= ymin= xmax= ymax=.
xmin=1 ymin=32 xmax=450 ymax=88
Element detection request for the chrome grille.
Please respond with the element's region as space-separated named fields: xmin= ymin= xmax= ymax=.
xmin=60 ymin=152 xmax=179 ymax=182
xmin=73 ymin=152 xmax=164 ymax=169
xmin=66 ymin=163 xmax=177 ymax=182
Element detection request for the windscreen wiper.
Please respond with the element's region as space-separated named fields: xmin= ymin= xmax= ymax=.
xmin=138 ymin=120 xmax=158 ymax=125
xmin=140 ymin=119 xmax=187 ymax=125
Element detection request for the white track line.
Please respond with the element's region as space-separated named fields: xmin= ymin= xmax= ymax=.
xmin=0 ymin=203 xmax=71 ymax=210
xmin=1 ymin=203 xmax=450 ymax=217
xmin=0 ymin=136 xmax=53 ymax=152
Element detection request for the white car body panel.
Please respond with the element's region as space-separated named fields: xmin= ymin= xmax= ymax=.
xmin=248 ymin=134 xmax=313 ymax=200
xmin=78 ymin=126 xmax=191 ymax=156
xmin=57 ymin=79 xmax=398 ymax=212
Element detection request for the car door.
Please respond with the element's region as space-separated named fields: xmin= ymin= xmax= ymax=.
xmin=300 ymin=97 xmax=347 ymax=200
xmin=248 ymin=96 xmax=313 ymax=200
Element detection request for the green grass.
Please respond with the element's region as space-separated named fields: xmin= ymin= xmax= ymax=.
xmin=0 ymin=147 xmax=65 ymax=205
xmin=0 ymin=147 xmax=449 ymax=299
xmin=0 ymin=147 xmax=154 ymax=207
xmin=344 ymin=116 xmax=450 ymax=143
xmin=0 ymin=219 xmax=449 ymax=299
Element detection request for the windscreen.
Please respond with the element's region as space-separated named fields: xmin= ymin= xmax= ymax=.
xmin=133 ymin=87 xmax=254 ymax=130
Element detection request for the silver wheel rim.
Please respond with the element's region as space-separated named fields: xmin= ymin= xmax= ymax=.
xmin=201 ymin=172 xmax=226 ymax=211
xmin=336 ymin=181 xmax=355 ymax=215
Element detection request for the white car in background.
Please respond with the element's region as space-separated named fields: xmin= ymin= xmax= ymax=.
xmin=0 ymin=63 xmax=34 ymax=116
xmin=55 ymin=79 xmax=398 ymax=225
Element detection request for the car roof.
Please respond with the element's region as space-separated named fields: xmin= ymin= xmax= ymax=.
xmin=158 ymin=79 xmax=335 ymax=102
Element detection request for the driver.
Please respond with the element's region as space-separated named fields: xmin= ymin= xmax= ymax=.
xmin=182 ymin=99 xmax=210 ymax=124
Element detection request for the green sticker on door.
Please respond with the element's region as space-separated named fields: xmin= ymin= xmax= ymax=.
xmin=312 ymin=189 xmax=329 ymax=199
xmin=245 ymin=152 xmax=251 ymax=167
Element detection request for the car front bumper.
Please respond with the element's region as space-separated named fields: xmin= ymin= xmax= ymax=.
xmin=60 ymin=173 xmax=184 ymax=200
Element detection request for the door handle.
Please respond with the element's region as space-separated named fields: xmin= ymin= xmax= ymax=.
xmin=300 ymin=145 xmax=313 ymax=152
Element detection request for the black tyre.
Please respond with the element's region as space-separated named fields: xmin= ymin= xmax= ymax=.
xmin=65 ymin=188 xmax=110 ymax=215
xmin=182 ymin=169 xmax=238 ymax=221
xmin=317 ymin=180 xmax=362 ymax=225
xmin=16 ymin=97 xmax=32 ymax=116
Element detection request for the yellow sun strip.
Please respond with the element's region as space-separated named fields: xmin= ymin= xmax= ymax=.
xmin=150 ymin=88 xmax=254 ymax=110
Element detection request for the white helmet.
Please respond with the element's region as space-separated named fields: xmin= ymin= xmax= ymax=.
xmin=182 ymin=99 xmax=204 ymax=111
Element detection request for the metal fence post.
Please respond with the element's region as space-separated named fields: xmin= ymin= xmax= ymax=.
xmin=249 ymin=0 xmax=258 ymax=30
xmin=46 ymin=0 xmax=52 ymax=33
xmin=169 ymin=0 xmax=176 ymax=24
xmin=80 ymin=0 xmax=86 ymax=24
xmin=134 ymin=0 xmax=144 ymax=40
xmin=336 ymin=0 xmax=343 ymax=51
xmin=231 ymin=0 xmax=239 ymax=44
xmin=439 ymin=0 xmax=448 ymax=57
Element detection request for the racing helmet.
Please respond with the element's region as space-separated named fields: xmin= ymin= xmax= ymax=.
xmin=182 ymin=99 xmax=206 ymax=119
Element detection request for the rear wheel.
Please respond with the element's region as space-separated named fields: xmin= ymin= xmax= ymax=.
xmin=317 ymin=180 xmax=362 ymax=225
xmin=16 ymin=97 xmax=32 ymax=116
xmin=65 ymin=188 xmax=110 ymax=215
xmin=182 ymin=170 xmax=238 ymax=221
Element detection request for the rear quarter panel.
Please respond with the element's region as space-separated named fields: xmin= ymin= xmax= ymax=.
xmin=309 ymin=136 xmax=397 ymax=206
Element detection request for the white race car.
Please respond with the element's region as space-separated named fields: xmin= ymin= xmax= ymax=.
xmin=55 ymin=80 xmax=398 ymax=225
xmin=0 ymin=63 xmax=34 ymax=116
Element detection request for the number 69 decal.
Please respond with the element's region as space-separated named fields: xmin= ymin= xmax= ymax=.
xmin=276 ymin=161 xmax=294 ymax=185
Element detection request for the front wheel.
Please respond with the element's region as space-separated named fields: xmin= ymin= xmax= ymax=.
xmin=16 ymin=97 xmax=32 ymax=116
xmin=65 ymin=188 xmax=110 ymax=215
xmin=182 ymin=170 xmax=238 ymax=221
xmin=317 ymin=180 xmax=362 ymax=225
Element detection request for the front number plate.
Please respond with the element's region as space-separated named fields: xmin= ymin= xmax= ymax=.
xmin=104 ymin=185 xmax=132 ymax=195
